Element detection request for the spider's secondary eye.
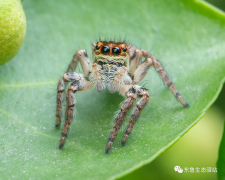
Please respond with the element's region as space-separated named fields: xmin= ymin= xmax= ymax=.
xmin=122 ymin=47 xmax=127 ymax=52
xmin=96 ymin=45 xmax=100 ymax=50
xmin=101 ymin=46 xmax=110 ymax=55
xmin=112 ymin=47 xmax=121 ymax=56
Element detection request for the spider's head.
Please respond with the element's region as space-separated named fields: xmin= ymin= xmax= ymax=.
xmin=92 ymin=41 xmax=129 ymax=68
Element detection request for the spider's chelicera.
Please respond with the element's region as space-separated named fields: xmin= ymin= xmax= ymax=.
xmin=56 ymin=40 xmax=189 ymax=154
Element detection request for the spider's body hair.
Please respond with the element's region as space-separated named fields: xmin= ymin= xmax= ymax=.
xmin=90 ymin=41 xmax=132 ymax=93
xmin=56 ymin=40 xmax=189 ymax=153
xmin=90 ymin=64 xmax=132 ymax=93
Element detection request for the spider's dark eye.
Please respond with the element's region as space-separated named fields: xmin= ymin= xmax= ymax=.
xmin=101 ymin=46 xmax=110 ymax=55
xmin=122 ymin=47 xmax=127 ymax=52
xmin=96 ymin=45 xmax=100 ymax=50
xmin=112 ymin=47 xmax=121 ymax=56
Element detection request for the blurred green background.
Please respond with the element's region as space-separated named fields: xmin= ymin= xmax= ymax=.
xmin=119 ymin=1 xmax=225 ymax=180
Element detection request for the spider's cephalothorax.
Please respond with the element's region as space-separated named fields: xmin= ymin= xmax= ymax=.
xmin=91 ymin=41 xmax=132 ymax=93
xmin=56 ymin=40 xmax=189 ymax=154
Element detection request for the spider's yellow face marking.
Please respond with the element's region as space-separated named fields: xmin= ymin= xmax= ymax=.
xmin=93 ymin=41 xmax=129 ymax=68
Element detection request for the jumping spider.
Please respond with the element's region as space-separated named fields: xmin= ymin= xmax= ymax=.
xmin=56 ymin=40 xmax=189 ymax=154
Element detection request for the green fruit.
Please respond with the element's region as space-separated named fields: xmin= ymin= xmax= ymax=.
xmin=0 ymin=0 xmax=26 ymax=65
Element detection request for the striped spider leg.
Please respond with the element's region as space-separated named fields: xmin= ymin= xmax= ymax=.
xmin=56 ymin=50 xmax=93 ymax=148
xmin=105 ymin=84 xmax=149 ymax=153
xmin=56 ymin=40 xmax=189 ymax=153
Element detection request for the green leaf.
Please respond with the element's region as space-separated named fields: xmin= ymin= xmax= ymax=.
xmin=0 ymin=0 xmax=225 ymax=179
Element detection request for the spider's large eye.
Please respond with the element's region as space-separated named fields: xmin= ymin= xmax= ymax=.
xmin=112 ymin=47 xmax=121 ymax=56
xmin=101 ymin=46 xmax=110 ymax=55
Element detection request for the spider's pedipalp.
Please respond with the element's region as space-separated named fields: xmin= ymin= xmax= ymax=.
xmin=109 ymin=66 xmax=131 ymax=93
xmin=91 ymin=63 xmax=105 ymax=91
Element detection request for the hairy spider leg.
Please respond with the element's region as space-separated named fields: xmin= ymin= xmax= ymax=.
xmin=56 ymin=72 xmax=86 ymax=127
xmin=56 ymin=41 xmax=189 ymax=153
xmin=56 ymin=50 xmax=92 ymax=127
xmin=59 ymin=78 xmax=93 ymax=149
xmin=105 ymin=86 xmax=137 ymax=154
xmin=128 ymin=47 xmax=142 ymax=77
xmin=67 ymin=50 xmax=92 ymax=77
xmin=149 ymin=54 xmax=189 ymax=107
xmin=121 ymin=87 xmax=149 ymax=145
xmin=132 ymin=49 xmax=189 ymax=107
xmin=56 ymin=77 xmax=65 ymax=127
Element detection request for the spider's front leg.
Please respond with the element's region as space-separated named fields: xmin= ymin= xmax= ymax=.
xmin=56 ymin=50 xmax=91 ymax=127
xmin=56 ymin=72 xmax=84 ymax=127
xmin=105 ymin=86 xmax=137 ymax=154
xmin=59 ymin=78 xmax=93 ymax=149
xmin=121 ymin=87 xmax=149 ymax=145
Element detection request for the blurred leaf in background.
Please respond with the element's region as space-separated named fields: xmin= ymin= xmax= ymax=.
xmin=206 ymin=0 xmax=225 ymax=11
xmin=0 ymin=0 xmax=224 ymax=180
